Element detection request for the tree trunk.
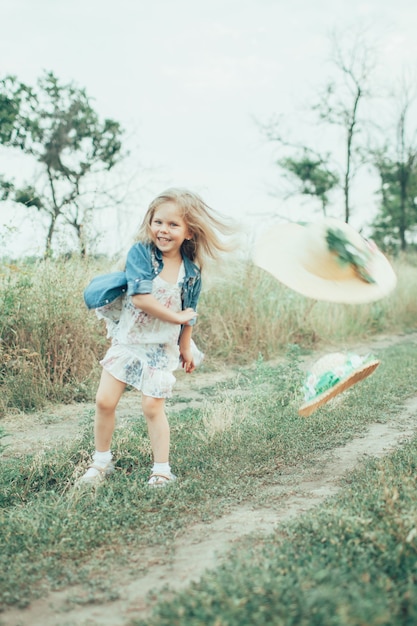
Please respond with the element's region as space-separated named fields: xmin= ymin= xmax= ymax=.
xmin=344 ymin=87 xmax=361 ymax=223
xmin=44 ymin=214 xmax=57 ymax=257
xmin=398 ymin=163 xmax=408 ymax=251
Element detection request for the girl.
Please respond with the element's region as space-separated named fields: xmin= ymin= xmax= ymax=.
xmin=80 ymin=188 xmax=233 ymax=487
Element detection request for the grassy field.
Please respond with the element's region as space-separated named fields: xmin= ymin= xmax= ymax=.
xmin=1 ymin=339 xmax=417 ymax=625
xmin=1 ymin=254 xmax=417 ymax=623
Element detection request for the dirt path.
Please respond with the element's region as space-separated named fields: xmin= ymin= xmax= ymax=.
xmin=3 ymin=333 xmax=417 ymax=626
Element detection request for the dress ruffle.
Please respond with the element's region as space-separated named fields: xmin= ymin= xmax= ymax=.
xmin=100 ymin=343 xmax=178 ymax=398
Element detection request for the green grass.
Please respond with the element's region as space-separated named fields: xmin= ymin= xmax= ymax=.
xmin=136 ymin=440 xmax=417 ymax=626
xmin=1 ymin=340 xmax=417 ymax=618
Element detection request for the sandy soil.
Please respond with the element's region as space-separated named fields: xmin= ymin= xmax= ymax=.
xmin=2 ymin=332 xmax=417 ymax=626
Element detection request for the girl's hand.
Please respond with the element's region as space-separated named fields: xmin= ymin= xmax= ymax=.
xmin=177 ymin=308 xmax=197 ymax=325
xmin=180 ymin=348 xmax=196 ymax=373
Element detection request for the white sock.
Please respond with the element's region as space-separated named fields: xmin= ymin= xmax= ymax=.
xmin=93 ymin=450 xmax=112 ymax=467
xmin=152 ymin=462 xmax=171 ymax=476
xmin=82 ymin=450 xmax=112 ymax=479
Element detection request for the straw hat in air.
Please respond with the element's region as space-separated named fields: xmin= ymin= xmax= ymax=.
xmin=253 ymin=217 xmax=397 ymax=304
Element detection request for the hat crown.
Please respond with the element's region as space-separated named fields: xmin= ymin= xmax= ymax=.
xmin=301 ymin=219 xmax=373 ymax=283
xmin=310 ymin=352 xmax=347 ymax=376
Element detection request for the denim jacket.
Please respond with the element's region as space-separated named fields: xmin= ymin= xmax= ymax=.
xmin=83 ymin=242 xmax=202 ymax=324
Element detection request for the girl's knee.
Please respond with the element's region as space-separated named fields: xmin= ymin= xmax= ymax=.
xmin=142 ymin=395 xmax=165 ymax=419
xmin=95 ymin=371 xmax=125 ymax=413
xmin=96 ymin=389 xmax=118 ymax=413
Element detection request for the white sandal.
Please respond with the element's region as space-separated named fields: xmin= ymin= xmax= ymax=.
xmin=78 ymin=462 xmax=115 ymax=486
xmin=148 ymin=472 xmax=177 ymax=487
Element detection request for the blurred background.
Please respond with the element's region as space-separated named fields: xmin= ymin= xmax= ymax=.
xmin=1 ymin=0 xmax=417 ymax=258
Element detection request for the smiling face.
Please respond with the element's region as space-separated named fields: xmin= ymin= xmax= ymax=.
xmin=149 ymin=201 xmax=192 ymax=258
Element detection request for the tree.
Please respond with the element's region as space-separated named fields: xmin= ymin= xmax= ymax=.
xmin=371 ymin=87 xmax=417 ymax=251
xmin=279 ymin=150 xmax=339 ymax=216
xmin=312 ymin=29 xmax=375 ymax=223
xmin=264 ymin=28 xmax=375 ymax=223
xmin=371 ymin=158 xmax=417 ymax=251
xmin=0 ymin=71 xmax=124 ymax=256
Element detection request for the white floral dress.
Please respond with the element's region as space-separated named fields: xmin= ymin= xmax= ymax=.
xmin=97 ymin=264 xmax=186 ymax=398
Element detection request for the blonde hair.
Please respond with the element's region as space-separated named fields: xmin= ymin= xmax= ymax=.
xmin=133 ymin=188 xmax=235 ymax=269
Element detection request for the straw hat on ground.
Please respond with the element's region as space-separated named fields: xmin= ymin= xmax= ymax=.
xmin=253 ymin=218 xmax=397 ymax=304
xmin=298 ymin=352 xmax=380 ymax=417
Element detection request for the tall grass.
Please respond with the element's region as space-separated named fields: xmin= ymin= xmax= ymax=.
xmin=195 ymin=254 xmax=417 ymax=359
xmin=0 ymin=259 xmax=107 ymax=415
xmin=1 ymin=253 xmax=416 ymax=415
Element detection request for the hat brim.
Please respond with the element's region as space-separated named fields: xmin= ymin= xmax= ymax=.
xmin=253 ymin=223 xmax=397 ymax=304
xmin=298 ymin=359 xmax=380 ymax=417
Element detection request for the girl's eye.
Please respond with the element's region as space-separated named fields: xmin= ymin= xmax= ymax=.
xmin=170 ymin=223 xmax=179 ymax=228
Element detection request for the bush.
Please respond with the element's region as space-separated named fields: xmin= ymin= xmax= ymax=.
xmin=0 ymin=259 xmax=107 ymax=414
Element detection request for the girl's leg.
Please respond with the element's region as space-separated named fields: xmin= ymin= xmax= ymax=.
xmin=95 ymin=368 xmax=126 ymax=451
xmin=78 ymin=369 xmax=126 ymax=485
xmin=141 ymin=394 xmax=170 ymax=463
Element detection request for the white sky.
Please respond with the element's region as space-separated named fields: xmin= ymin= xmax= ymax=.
xmin=1 ymin=0 xmax=417 ymax=256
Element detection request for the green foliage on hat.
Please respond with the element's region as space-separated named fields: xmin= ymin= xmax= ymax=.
xmin=326 ymin=227 xmax=376 ymax=284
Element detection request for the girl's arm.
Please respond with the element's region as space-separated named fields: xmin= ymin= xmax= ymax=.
xmin=132 ymin=293 xmax=196 ymax=325
xmin=179 ymin=324 xmax=195 ymax=373
xmin=178 ymin=268 xmax=202 ymax=373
